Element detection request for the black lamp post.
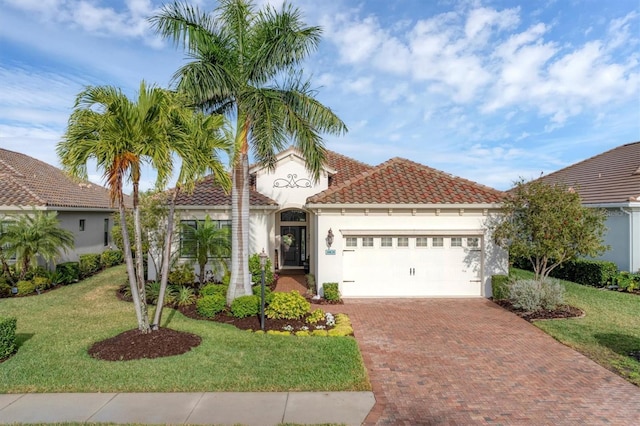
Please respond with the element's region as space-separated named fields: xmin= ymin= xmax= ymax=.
xmin=259 ymin=248 xmax=268 ymax=331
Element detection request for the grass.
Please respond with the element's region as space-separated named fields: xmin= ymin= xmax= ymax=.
xmin=511 ymin=268 xmax=640 ymax=385
xmin=0 ymin=266 xmax=370 ymax=393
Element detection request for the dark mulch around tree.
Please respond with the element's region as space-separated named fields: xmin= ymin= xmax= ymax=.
xmin=88 ymin=328 xmax=201 ymax=361
xmin=494 ymin=300 xmax=584 ymax=322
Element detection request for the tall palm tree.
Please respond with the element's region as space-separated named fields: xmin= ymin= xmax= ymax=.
xmin=0 ymin=210 xmax=74 ymax=281
xmin=183 ymin=215 xmax=231 ymax=287
xmin=57 ymin=83 xmax=230 ymax=332
xmin=151 ymin=0 xmax=347 ymax=304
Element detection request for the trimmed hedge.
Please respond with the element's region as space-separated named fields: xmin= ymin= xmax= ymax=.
xmin=100 ymin=249 xmax=124 ymax=267
xmin=230 ymin=295 xmax=260 ymax=318
xmin=491 ymin=275 xmax=510 ymax=300
xmin=79 ymin=253 xmax=102 ymax=278
xmin=56 ymin=262 xmax=80 ymax=285
xmin=550 ymin=259 xmax=618 ymax=287
xmin=196 ymin=294 xmax=226 ymax=318
xmin=0 ymin=316 xmax=17 ymax=359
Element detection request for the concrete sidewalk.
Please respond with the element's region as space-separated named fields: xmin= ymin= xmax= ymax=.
xmin=0 ymin=391 xmax=375 ymax=425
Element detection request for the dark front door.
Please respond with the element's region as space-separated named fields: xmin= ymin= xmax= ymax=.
xmin=281 ymin=226 xmax=306 ymax=267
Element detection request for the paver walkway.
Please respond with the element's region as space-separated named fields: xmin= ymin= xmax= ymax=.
xmin=340 ymin=298 xmax=640 ymax=425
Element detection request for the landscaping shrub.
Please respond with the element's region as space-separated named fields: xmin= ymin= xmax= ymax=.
xmin=550 ymin=259 xmax=618 ymax=287
xmin=491 ymin=275 xmax=510 ymax=300
xmin=33 ymin=276 xmax=52 ymax=291
xmin=79 ymin=253 xmax=102 ymax=278
xmin=231 ymin=295 xmax=260 ymax=318
xmin=175 ymin=286 xmax=196 ymax=307
xmin=251 ymin=284 xmax=274 ymax=303
xmin=200 ymin=283 xmax=228 ymax=298
xmin=306 ymin=308 xmax=325 ymax=325
xmin=145 ymin=281 xmax=161 ymax=305
xmin=169 ymin=263 xmax=196 ymax=287
xmin=55 ymin=262 xmax=80 ymax=285
xmin=100 ymin=249 xmax=124 ymax=267
xmin=16 ymin=280 xmax=36 ymax=296
xmin=0 ymin=282 xmax=11 ymax=298
xmin=196 ymin=294 xmax=226 ymax=318
xmin=248 ymin=253 xmax=275 ymax=285
xmin=509 ymin=279 xmax=565 ymax=311
xmin=265 ymin=290 xmax=310 ymax=320
xmin=323 ymin=283 xmax=341 ymax=302
xmin=0 ymin=317 xmax=17 ymax=359
xmin=614 ymin=271 xmax=640 ymax=292
xmin=306 ymin=274 xmax=316 ymax=295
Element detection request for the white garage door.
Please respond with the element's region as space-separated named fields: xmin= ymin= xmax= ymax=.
xmin=341 ymin=235 xmax=482 ymax=297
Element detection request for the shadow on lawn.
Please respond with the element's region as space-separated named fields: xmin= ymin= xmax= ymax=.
xmin=594 ymin=333 xmax=640 ymax=361
xmin=15 ymin=333 xmax=34 ymax=349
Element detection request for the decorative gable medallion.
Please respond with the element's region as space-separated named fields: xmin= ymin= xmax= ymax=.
xmin=273 ymin=174 xmax=312 ymax=189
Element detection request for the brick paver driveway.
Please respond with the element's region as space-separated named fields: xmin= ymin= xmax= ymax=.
xmin=340 ymin=298 xmax=640 ymax=425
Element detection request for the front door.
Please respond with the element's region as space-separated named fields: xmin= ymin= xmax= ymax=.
xmin=281 ymin=226 xmax=306 ymax=267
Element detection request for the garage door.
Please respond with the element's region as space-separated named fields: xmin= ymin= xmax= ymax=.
xmin=341 ymin=235 xmax=482 ymax=297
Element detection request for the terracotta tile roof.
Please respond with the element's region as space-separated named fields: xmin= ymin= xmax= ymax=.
xmin=307 ymin=157 xmax=504 ymax=205
xmin=174 ymin=174 xmax=278 ymax=207
xmin=536 ymin=141 xmax=640 ymax=204
xmin=0 ymin=148 xmax=118 ymax=210
xmin=324 ymin=150 xmax=373 ymax=186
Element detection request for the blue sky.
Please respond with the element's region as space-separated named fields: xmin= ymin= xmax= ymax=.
xmin=1 ymin=0 xmax=638 ymax=192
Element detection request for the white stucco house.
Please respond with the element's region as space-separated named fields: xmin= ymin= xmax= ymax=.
xmin=0 ymin=148 xmax=119 ymax=263
xmin=173 ymin=147 xmax=507 ymax=298
xmin=537 ymin=141 xmax=640 ymax=273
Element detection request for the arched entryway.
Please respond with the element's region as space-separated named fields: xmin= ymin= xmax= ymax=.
xmin=278 ymin=209 xmax=308 ymax=270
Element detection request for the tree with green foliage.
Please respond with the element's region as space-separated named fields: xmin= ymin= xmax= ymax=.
xmin=0 ymin=210 xmax=74 ymax=280
xmin=151 ymin=0 xmax=347 ymax=304
xmin=182 ymin=215 xmax=231 ymax=287
xmin=57 ymin=82 xmax=230 ymax=332
xmin=492 ymin=179 xmax=608 ymax=282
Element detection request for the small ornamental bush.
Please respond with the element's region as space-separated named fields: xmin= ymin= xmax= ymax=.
xmin=176 ymin=286 xmax=196 ymax=307
xmin=33 ymin=276 xmax=52 ymax=291
xmin=306 ymin=308 xmax=325 ymax=324
xmin=55 ymin=262 xmax=80 ymax=285
xmin=311 ymin=329 xmax=328 ymax=337
xmin=265 ymin=290 xmax=310 ymax=320
xmin=100 ymin=249 xmax=124 ymax=267
xmin=169 ymin=263 xmax=196 ymax=287
xmin=201 ymin=283 xmax=228 ymax=298
xmin=323 ymin=282 xmax=341 ymax=302
xmin=231 ymin=295 xmax=260 ymax=318
xmin=615 ymin=272 xmax=640 ymax=292
xmin=0 ymin=283 xmax=11 ymax=298
xmin=0 ymin=316 xmax=17 ymax=359
xmin=509 ymin=279 xmax=565 ymax=311
xmin=252 ymin=285 xmax=274 ymax=303
xmin=540 ymin=279 xmax=565 ymax=310
xmin=491 ymin=275 xmax=510 ymax=300
xmin=16 ymin=280 xmax=36 ymax=296
xmin=248 ymin=253 xmax=275 ymax=285
xmin=79 ymin=253 xmax=102 ymax=278
xmin=196 ymin=294 xmax=226 ymax=318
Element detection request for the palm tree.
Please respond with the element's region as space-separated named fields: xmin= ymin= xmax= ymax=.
xmin=151 ymin=0 xmax=347 ymax=304
xmin=57 ymin=83 xmax=230 ymax=332
xmin=0 ymin=210 xmax=74 ymax=280
xmin=182 ymin=215 xmax=231 ymax=287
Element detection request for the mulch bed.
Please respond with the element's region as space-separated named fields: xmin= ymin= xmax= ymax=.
xmin=494 ymin=299 xmax=584 ymax=322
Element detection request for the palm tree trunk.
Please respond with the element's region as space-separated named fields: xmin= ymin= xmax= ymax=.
xmin=152 ymin=190 xmax=177 ymax=330
xmin=133 ymin=203 xmax=150 ymax=333
xmin=119 ymin=204 xmax=144 ymax=328
xmin=228 ymin=158 xmax=252 ymax=304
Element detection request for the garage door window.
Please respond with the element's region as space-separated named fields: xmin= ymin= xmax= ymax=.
xmin=416 ymin=237 xmax=428 ymax=247
xmin=381 ymin=237 xmax=392 ymax=247
xmin=432 ymin=237 xmax=444 ymax=247
xmin=346 ymin=237 xmax=357 ymax=248
xmin=362 ymin=237 xmax=374 ymax=247
xmin=451 ymin=237 xmax=462 ymax=247
xmin=397 ymin=237 xmax=409 ymax=247
xmin=467 ymin=237 xmax=479 ymax=248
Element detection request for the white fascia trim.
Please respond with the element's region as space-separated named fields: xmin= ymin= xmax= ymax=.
xmin=306 ymin=203 xmax=502 ymax=210
xmin=584 ymin=202 xmax=640 ymax=209
xmin=49 ymin=206 xmax=118 ymax=212
xmin=0 ymin=205 xmax=47 ymax=212
xmin=249 ymin=147 xmax=337 ymax=175
xmin=340 ymin=229 xmax=485 ymax=236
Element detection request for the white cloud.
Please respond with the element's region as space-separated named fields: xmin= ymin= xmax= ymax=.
xmin=342 ymin=76 xmax=374 ymax=94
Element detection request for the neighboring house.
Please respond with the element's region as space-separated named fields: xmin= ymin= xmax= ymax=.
xmin=0 ymin=148 xmax=118 ymax=263
xmin=536 ymin=141 xmax=640 ymax=273
xmin=172 ymin=147 xmax=507 ymax=298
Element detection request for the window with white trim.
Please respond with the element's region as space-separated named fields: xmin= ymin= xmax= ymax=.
xmin=346 ymin=237 xmax=357 ymax=247
xmin=416 ymin=237 xmax=428 ymax=247
xmin=467 ymin=237 xmax=479 ymax=248
xmin=451 ymin=237 xmax=463 ymax=247
xmin=381 ymin=237 xmax=392 ymax=247
xmin=432 ymin=237 xmax=444 ymax=247
xmin=397 ymin=237 xmax=409 ymax=247
xmin=362 ymin=237 xmax=374 ymax=247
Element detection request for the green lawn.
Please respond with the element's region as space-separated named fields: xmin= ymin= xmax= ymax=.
xmin=512 ymin=268 xmax=640 ymax=386
xmin=0 ymin=266 xmax=370 ymax=393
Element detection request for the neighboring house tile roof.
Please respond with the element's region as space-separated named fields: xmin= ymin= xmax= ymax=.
xmin=324 ymin=150 xmax=373 ymax=186
xmin=0 ymin=148 xmax=117 ymax=210
xmin=173 ymin=175 xmax=278 ymax=207
xmin=536 ymin=141 xmax=640 ymax=204
xmin=307 ymin=157 xmax=504 ymax=205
